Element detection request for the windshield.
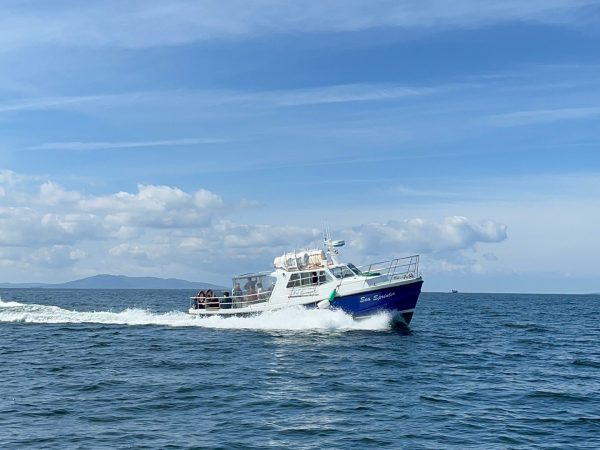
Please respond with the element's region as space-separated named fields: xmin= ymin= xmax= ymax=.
xmin=330 ymin=265 xmax=357 ymax=279
xmin=232 ymin=274 xmax=275 ymax=296
xmin=347 ymin=263 xmax=362 ymax=275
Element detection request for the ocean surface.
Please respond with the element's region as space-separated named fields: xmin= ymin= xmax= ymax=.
xmin=0 ymin=290 xmax=598 ymax=449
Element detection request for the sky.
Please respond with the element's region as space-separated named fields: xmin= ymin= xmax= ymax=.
xmin=1 ymin=0 xmax=599 ymax=293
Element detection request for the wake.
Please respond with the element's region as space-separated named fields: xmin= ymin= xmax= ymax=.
xmin=0 ymin=298 xmax=392 ymax=332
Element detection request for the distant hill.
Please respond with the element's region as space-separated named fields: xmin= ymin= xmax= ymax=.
xmin=0 ymin=282 xmax=48 ymax=288
xmin=0 ymin=274 xmax=225 ymax=290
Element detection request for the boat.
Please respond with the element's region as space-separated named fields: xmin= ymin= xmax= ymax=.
xmin=188 ymin=236 xmax=424 ymax=325
xmin=451 ymin=289 xmax=458 ymax=294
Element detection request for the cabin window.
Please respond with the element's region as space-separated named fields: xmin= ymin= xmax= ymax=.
xmin=330 ymin=266 xmax=356 ymax=279
xmin=347 ymin=263 xmax=362 ymax=275
xmin=301 ymin=272 xmax=310 ymax=286
xmin=286 ymin=270 xmax=330 ymax=288
xmin=286 ymin=273 xmax=300 ymax=288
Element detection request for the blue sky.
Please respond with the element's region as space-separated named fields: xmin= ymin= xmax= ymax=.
xmin=1 ymin=0 xmax=599 ymax=292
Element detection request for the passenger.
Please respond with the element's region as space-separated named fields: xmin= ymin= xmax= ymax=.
xmin=244 ymin=277 xmax=257 ymax=291
xmin=233 ymin=282 xmax=243 ymax=297
xmin=256 ymin=282 xmax=265 ymax=301
xmin=231 ymin=283 xmax=242 ymax=308
xmin=195 ymin=290 xmax=206 ymax=309
xmin=205 ymin=289 xmax=218 ymax=309
xmin=221 ymin=291 xmax=232 ymax=310
xmin=246 ymin=285 xmax=257 ymax=303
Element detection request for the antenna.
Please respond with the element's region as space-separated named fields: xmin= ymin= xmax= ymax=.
xmin=323 ymin=221 xmax=332 ymax=244
xmin=323 ymin=222 xmax=344 ymax=264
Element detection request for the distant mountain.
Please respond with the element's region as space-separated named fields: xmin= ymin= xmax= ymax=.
xmin=0 ymin=274 xmax=225 ymax=290
xmin=0 ymin=282 xmax=49 ymax=288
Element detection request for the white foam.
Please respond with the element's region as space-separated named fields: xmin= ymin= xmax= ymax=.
xmin=0 ymin=299 xmax=392 ymax=332
xmin=0 ymin=299 xmax=25 ymax=308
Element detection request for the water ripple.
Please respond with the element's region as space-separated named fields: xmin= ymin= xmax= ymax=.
xmin=0 ymin=290 xmax=599 ymax=449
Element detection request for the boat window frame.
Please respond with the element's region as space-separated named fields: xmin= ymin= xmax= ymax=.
xmin=286 ymin=269 xmax=331 ymax=288
xmin=347 ymin=263 xmax=362 ymax=275
xmin=329 ymin=265 xmax=358 ymax=279
xmin=232 ymin=272 xmax=276 ymax=296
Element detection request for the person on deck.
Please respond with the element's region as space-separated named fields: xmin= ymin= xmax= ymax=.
xmin=256 ymin=282 xmax=265 ymax=301
xmin=246 ymin=285 xmax=257 ymax=303
xmin=233 ymin=282 xmax=243 ymax=296
xmin=205 ymin=289 xmax=218 ymax=308
xmin=221 ymin=291 xmax=233 ymax=309
xmin=244 ymin=277 xmax=255 ymax=291
xmin=195 ymin=290 xmax=206 ymax=309
xmin=232 ymin=283 xmax=243 ymax=308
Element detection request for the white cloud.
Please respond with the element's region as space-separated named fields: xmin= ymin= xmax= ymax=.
xmin=273 ymin=84 xmax=443 ymax=106
xmin=0 ymin=94 xmax=112 ymax=113
xmin=0 ymin=179 xmax=224 ymax=248
xmin=0 ymin=207 xmax=102 ymax=247
xmin=0 ymin=0 xmax=595 ymax=49
xmin=28 ymin=245 xmax=86 ymax=267
xmin=109 ymin=243 xmax=166 ymax=261
xmin=178 ymin=237 xmax=205 ymax=252
xmin=0 ymin=171 xmax=511 ymax=283
xmin=220 ymin=222 xmax=320 ymax=249
xmin=1 ymin=83 xmax=456 ymax=119
xmin=347 ymin=216 xmax=507 ymax=255
xmin=0 ymin=169 xmax=22 ymax=185
xmin=489 ymin=106 xmax=600 ymax=126
xmin=0 ymin=169 xmax=42 ymax=187
xmin=26 ymin=137 xmax=228 ymax=151
xmin=80 ymin=184 xmax=223 ymax=229
xmin=39 ymin=181 xmax=82 ymax=205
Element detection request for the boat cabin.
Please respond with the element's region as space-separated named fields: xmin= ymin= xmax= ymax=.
xmin=189 ymin=239 xmax=421 ymax=314
xmin=231 ymin=272 xmax=275 ymax=303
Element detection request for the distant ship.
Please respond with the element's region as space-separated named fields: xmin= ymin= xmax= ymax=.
xmin=188 ymin=235 xmax=424 ymax=326
xmin=451 ymin=289 xmax=459 ymax=294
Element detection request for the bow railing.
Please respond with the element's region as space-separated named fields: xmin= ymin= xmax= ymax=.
xmin=356 ymin=255 xmax=420 ymax=283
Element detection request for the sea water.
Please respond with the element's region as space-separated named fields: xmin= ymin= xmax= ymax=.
xmin=1 ymin=290 xmax=598 ymax=449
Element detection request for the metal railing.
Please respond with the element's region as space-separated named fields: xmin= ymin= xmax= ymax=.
xmin=356 ymin=255 xmax=420 ymax=284
xmin=189 ymin=290 xmax=273 ymax=312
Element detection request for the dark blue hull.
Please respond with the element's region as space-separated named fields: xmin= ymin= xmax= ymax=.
xmin=332 ymin=279 xmax=423 ymax=325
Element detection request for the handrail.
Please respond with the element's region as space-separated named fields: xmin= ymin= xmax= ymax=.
xmin=233 ymin=270 xmax=275 ymax=278
xmin=189 ymin=290 xmax=273 ymax=311
xmin=356 ymin=255 xmax=420 ymax=284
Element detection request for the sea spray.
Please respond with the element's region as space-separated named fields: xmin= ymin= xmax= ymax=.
xmin=0 ymin=298 xmax=392 ymax=332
